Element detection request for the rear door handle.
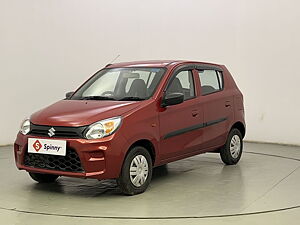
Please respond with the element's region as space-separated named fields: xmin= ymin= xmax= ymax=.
xmin=225 ymin=101 xmax=231 ymax=107
xmin=192 ymin=110 xmax=199 ymax=117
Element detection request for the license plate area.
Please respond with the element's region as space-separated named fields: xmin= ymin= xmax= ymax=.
xmin=28 ymin=138 xmax=67 ymax=156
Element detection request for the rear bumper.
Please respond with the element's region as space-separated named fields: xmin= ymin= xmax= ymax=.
xmin=14 ymin=132 xmax=128 ymax=180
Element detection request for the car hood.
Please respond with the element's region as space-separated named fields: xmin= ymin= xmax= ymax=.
xmin=30 ymin=100 xmax=141 ymax=127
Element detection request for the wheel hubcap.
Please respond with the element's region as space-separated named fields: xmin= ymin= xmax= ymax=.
xmin=129 ymin=155 xmax=149 ymax=187
xmin=230 ymin=135 xmax=241 ymax=159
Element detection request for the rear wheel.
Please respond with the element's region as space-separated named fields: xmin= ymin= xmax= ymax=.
xmin=220 ymin=128 xmax=243 ymax=165
xmin=117 ymin=146 xmax=153 ymax=195
xmin=29 ymin=172 xmax=59 ymax=183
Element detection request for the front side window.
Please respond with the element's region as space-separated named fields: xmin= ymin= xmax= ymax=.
xmin=166 ymin=70 xmax=195 ymax=100
xmin=71 ymin=68 xmax=166 ymax=101
xmin=198 ymin=70 xmax=223 ymax=95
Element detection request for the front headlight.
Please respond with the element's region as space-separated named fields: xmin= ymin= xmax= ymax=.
xmin=20 ymin=119 xmax=30 ymax=135
xmin=85 ymin=117 xmax=122 ymax=139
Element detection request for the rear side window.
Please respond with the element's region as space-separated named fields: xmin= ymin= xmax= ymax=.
xmin=198 ymin=70 xmax=223 ymax=95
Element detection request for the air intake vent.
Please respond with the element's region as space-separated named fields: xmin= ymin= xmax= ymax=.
xmin=24 ymin=148 xmax=84 ymax=173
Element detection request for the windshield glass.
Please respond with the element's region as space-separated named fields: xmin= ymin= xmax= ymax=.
xmin=71 ymin=67 xmax=166 ymax=101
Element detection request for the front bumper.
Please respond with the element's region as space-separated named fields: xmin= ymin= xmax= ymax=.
xmin=14 ymin=132 xmax=128 ymax=180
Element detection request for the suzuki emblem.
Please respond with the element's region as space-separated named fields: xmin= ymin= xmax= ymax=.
xmin=48 ymin=127 xmax=56 ymax=137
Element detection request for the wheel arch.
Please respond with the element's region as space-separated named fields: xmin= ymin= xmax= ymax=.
xmin=231 ymin=121 xmax=246 ymax=138
xmin=126 ymin=139 xmax=156 ymax=165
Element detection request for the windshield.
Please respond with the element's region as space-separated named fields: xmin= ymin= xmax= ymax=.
xmin=71 ymin=67 xmax=166 ymax=101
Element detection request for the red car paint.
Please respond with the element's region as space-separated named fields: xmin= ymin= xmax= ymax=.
xmin=14 ymin=60 xmax=245 ymax=180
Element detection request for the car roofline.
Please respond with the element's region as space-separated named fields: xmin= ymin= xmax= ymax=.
xmin=105 ymin=60 xmax=223 ymax=69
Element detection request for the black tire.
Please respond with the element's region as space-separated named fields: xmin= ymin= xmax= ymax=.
xmin=29 ymin=172 xmax=59 ymax=183
xmin=117 ymin=146 xmax=153 ymax=195
xmin=220 ymin=128 xmax=243 ymax=165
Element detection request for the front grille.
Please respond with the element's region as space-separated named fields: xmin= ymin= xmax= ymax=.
xmin=24 ymin=148 xmax=84 ymax=173
xmin=29 ymin=123 xmax=87 ymax=138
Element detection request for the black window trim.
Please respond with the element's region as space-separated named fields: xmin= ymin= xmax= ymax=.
xmin=163 ymin=64 xmax=223 ymax=91
xmin=162 ymin=63 xmax=223 ymax=101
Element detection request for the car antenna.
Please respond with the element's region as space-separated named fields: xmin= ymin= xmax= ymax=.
xmin=105 ymin=54 xmax=120 ymax=67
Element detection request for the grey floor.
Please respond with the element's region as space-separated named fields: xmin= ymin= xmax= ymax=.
xmin=0 ymin=142 xmax=299 ymax=225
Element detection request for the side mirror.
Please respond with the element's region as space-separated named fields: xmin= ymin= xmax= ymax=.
xmin=65 ymin=91 xmax=74 ymax=99
xmin=161 ymin=93 xmax=184 ymax=107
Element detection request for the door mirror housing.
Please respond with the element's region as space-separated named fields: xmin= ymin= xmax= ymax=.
xmin=65 ymin=91 xmax=74 ymax=99
xmin=161 ymin=93 xmax=184 ymax=107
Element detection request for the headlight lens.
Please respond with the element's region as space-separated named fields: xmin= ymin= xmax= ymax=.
xmin=20 ymin=119 xmax=30 ymax=135
xmin=85 ymin=117 xmax=122 ymax=139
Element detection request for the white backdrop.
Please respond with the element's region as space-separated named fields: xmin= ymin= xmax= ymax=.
xmin=0 ymin=0 xmax=299 ymax=145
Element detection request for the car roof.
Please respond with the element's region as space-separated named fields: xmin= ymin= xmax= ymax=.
xmin=106 ymin=60 xmax=222 ymax=69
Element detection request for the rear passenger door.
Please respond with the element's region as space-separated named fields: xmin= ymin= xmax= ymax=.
xmin=197 ymin=69 xmax=233 ymax=149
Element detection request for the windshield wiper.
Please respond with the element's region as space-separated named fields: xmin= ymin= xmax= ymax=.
xmin=80 ymin=96 xmax=116 ymax=100
xmin=118 ymin=97 xmax=146 ymax=101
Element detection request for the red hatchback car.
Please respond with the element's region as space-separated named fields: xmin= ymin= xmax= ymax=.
xmin=14 ymin=60 xmax=245 ymax=195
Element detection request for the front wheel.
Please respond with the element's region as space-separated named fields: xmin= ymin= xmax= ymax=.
xmin=29 ymin=172 xmax=59 ymax=183
xmin=220 ymin=128 xmax=243 ymax=165
xmin=117 ymin=146 xmax=153 ymax=195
